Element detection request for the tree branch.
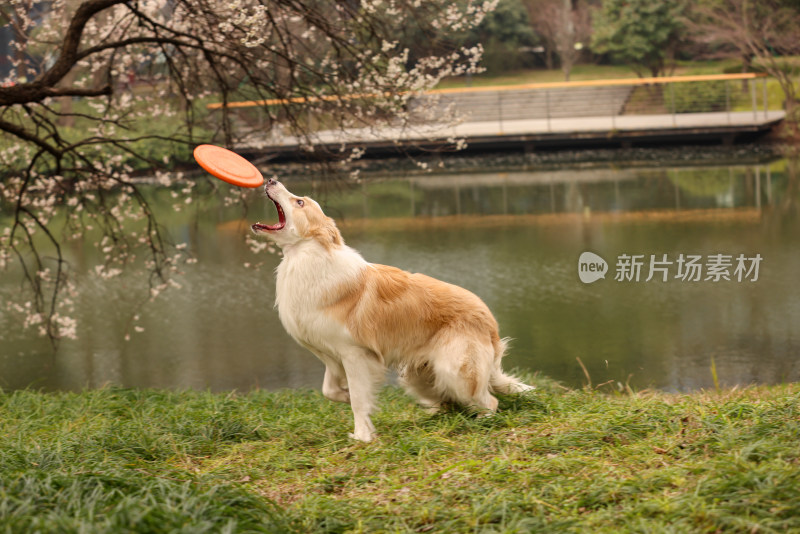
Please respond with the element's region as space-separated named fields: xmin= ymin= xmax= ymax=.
xmin=37 ymin=0 xmax=128 ymax=87
xmin=0 ymin=117 xmax=61 ymax=157
xmin=0 ymin=0 xmax=125 ymax=106
xmin=41 ymin=85 xmax=113 ymax=99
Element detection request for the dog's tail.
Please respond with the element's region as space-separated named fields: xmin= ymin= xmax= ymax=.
xmin=490 ymin=337 xmax=536 ymax=394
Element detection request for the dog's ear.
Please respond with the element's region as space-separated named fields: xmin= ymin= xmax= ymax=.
xmin=320 ymin=217 xmax=343 ymax=248
xmin=304 ymin=214 xmax=344 ymax=250
xmin=329 ymin=218 xmax=343 ymax=245
xmin=295 ymin=198 xmax=345 ymax=250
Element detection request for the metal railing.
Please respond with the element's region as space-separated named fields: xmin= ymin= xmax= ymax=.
xmin=207 ymin=73 xmax=777 ymax=137
xmin=410 ymin=73 xmax=773 ymax=131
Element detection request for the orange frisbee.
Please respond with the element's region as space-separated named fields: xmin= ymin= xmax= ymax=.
xmin=193 ymin=144 xmax=264 ymax=188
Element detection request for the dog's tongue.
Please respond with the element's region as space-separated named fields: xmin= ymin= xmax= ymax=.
xmin=252 ymin=222 xmax=282 ymax=231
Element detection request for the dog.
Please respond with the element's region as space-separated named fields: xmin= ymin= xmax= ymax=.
xmin=252 ymin=178 xmax=533 ymax=442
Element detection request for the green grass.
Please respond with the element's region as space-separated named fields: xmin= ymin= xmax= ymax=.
xmin=1 ymin=377 xmax=799 ymax=533
xmin=435 ymin=60 xmax=752 ymax=89
xmin=437 ymin=64 xmax=641 ymax=89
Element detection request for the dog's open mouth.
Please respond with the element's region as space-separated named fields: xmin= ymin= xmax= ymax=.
xmin=252 ymin=198 xmax=286 ymax=232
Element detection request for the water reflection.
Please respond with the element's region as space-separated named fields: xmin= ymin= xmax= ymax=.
xmin=325 ymin=164 xmax=774 ymax=220
xmin=1 ymin=155 xmax=798 ymax=392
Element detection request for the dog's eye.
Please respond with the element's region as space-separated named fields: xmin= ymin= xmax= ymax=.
xmin=296 ymin=199 xmax=304 ymax=207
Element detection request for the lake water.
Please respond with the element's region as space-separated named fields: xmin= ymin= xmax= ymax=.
xmin=2 ymin=150 xmax=799 ymax=392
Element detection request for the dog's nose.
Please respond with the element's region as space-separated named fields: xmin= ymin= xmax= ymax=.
xmin=267 ymin=178 xmax=278 ymax=186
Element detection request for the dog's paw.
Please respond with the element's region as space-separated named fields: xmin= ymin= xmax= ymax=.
xmin=323 ymin=390 xmax=351 ymax=403
xmin=422 ymin=405 xmax=442 ymax=415
xmin=348 ymin=431 xmax=375 ymax=443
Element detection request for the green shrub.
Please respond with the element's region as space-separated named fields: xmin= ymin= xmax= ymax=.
xmin=668 ymin=81 xmax=736 ymax=113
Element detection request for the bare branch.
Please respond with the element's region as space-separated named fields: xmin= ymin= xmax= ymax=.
xmin=0 ymin=117 xmax=61 ymax=157
xmin=37 ymin=0 xmax=128 ymax=87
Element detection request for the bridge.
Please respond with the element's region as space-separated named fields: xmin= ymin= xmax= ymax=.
xmin=211 ymin=73 xmax=785 ymax=160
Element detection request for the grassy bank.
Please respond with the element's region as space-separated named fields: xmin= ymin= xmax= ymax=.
xmin=436 ymin=60 xmax=749 ymax=89
xmin=437 ymin=58 xmax=800 ymax=88
xmin=1 ymin=377 xmax=799 ymax=533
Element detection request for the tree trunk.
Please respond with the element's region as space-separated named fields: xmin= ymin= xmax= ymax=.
xmin=560 ymin=0 xmax=574 ymax=81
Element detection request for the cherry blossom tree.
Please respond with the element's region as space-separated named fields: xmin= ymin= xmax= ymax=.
xmin=0 ymin=0 xmax=494 ymax=342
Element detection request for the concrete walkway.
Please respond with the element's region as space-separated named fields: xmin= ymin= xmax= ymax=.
xmin=241 ymin=110 xmax=785 ymax=158
xmin=443 ymin=110 xmax=785 ymax=137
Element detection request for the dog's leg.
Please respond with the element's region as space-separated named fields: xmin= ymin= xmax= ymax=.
xmin=340 ymin=348 xmax=385 ymax=442
xmin=322 ymin=365 xmax=350 ymax=403
xmin=399 ymin=365 xmax=443 ymax=413
xmin=300 ymin=344 xmax=351 ymax=403
xmin=431 ymin=337 xmax=499 ymax=414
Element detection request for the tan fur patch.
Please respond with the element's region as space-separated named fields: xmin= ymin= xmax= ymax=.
xmin=325 ymin=264 xmax=499 ymax=364
xmin=460 ymin=358 xmax=479 ymax=397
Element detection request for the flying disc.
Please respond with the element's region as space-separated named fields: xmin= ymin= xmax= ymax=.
xmin=193 ymin=144 xmax=264 ymax=188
